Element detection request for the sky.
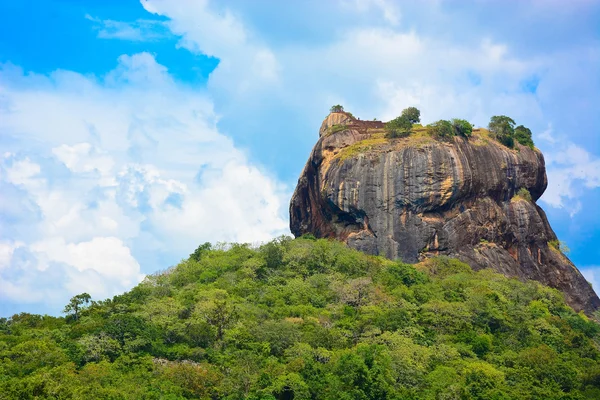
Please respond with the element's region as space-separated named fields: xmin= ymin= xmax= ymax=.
xmin=1 ymin=0 xmax=600 ymax=316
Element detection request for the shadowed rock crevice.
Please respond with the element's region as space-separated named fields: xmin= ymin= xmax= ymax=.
xmin=290 ymin=112 xmax=600 ymax=315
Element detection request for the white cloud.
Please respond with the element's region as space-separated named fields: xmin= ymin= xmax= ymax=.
xmin=538 ymin=128 xmax=600 ymax=214
xmin=142 ymin=0 xmax=281 ymax=95
xmin=52 ymin=143 xmax=114 ymax=176
xmin=581 ymin=267 xmax=600 ymax=297
xmin=85 ymin=14 xmax=170 ymax=41
xmin=0 ymin=241 xmax=24 ymax=270
xmin=0 ymin=52 xmax=288 ymax=312
xmin=342 ymin=0 xmax=401 ymax=25
xmin=31 ymin=237 xmax=143 ymax=294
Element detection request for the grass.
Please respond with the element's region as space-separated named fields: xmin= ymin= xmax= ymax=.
xmin=511 ymin=188 xmax=533 ymax=203
xmin=327 ymin=124 xmax=348 ymax=136
xmin=333 ymin=127 xmax=513 ymax=165
xmin=336 ymin=136 xmax=388 ymax=162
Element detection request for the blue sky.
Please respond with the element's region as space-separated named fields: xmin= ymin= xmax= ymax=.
xmin=1 ymin=0 xmax=600 ymax=316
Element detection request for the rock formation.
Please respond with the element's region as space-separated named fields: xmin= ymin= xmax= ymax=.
xmin=290 ymin=112 xmax=600 ymax=315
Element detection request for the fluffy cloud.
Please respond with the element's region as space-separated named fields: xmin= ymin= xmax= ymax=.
xmin=537 ymin=127 xmax=600 ymax=214
xmin=0 ymin=52 xmax=288 ymax=314
xmin=142 ymin=0 xmax=280 ymax=96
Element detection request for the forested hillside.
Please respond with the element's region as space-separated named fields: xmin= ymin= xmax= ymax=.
xmin=1 ymin=236 xmax=600 ymax=399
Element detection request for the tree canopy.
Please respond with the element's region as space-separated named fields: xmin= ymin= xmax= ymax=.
xmin=63 ymin=293 xmax=91 ymax=321
xmin=515 ymin=125 xmax=535 ymax=148
xmin=488 ymin=115 xmax=516 ymax=148
xmin=401 ymin=107 xmax=421 ymax=124
xmin=1 ymin=237 xmax=599 ymax=399
xmin=385 ymin=106 xmax=421 ymax=138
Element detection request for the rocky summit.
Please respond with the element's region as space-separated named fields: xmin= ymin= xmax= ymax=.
xmin=290 ymin=111 xmax=600 ymax=314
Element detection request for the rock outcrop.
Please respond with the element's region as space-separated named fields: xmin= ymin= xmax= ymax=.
xmin=290 ymin=112 xmax=600 ymax=315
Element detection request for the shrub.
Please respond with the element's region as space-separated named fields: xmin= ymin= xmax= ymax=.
xmin=385 ymin=115 xmax=413 ymax=138
xmin=548 ymin=240 xmax=570 ymax=255
xmin=328 ymin=124 xmax=347 ymax=135
xmin=516 ymin=188 xmax=532 ymax=202
xmin=488 ymin=115 xmax=516 ymax=148
xmin=427 ymin=120 xmax=454 ymax=139
xmin=451 ymin=119 xmax=473 ymax=138
xmin=330 ymin=105 xmax=344 ymax=113
xmin=514 ymin=125 xmax=534 ymax=148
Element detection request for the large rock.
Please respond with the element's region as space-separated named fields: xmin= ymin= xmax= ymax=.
xmin=290 ymin=112 xmax=600 ymax=315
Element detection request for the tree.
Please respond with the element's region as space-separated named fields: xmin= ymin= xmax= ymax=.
xmin=330 ymin=105 xmax=344 ymax=113
xmin=63 ymin=293 xmax=91 ymax=321
xmin=427 ymin=120 xmax=454 ymax=139
xmin=385 ymin=116 xmax=413 ymax=138
xmin=514 ymin=125 xmax=534 ymax=148
xmin=401 ymin=107 xmax=421 ymax=124
xmin=190 ymin=242 xmax=212 ymax=261
xmin=451 ymin=119 xmax=473 ymax=138
xmin=488 ymin=115 xmax=516 ymax=148
xmin=385 ymin=107 xmax=421 ymax=138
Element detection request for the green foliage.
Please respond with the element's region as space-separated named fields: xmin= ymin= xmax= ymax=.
xmin=514 ymin=187 xmax=533 ymax=202
xmin=427 ymin=119 xmax=454 ymax=139
xmin=515 ymin=125 xmax=535 ymax=148
xmin=489 ymin=118 xmax=535 ymax=149
xmin=63 ymin=293 xmax=91 ymax=321
xmin=549 ymin=239 xmax=571 ymax=255
xmin=401 ymin=106 xmax=421 ymax=124
xmin=1 ymin=237 xmax=599 ymax=399
xmin=328 ymin=124 xmax=348 ymax=135
xmin=190 ymin=242 xmax=212 ymax=262
xmin=488 ymin=115 xmax=516 ymax=148
xmin=330 ymin=105 xmax=344 ymax=113
xmin=385 ymin=106 xmax=421 ymax=138
xmin=384 ymin=115 xmax=412 ymax=138
xmin=451 ymin=118 xmax=474 ymax=138
xmin=426 ymin=119 xmax=473 ymax=140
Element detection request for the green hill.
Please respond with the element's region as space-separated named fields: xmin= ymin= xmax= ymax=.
xmin=1 ymin=236 xmax=600 ymax=399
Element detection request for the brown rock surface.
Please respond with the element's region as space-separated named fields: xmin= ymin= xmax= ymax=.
xmin=290 ymin=112 xmax=600 ymax=315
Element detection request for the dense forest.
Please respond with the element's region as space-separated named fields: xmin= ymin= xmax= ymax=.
xmin=1 ymin=236 xmax=600 ymax=399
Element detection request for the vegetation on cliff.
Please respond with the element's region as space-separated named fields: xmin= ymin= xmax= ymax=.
xmin=2 ymin=237 xmax=600 ymax=399
xmin=385 ymin=107 xmax=421 ymax=138
xmin=488 ymin=115 xmax=535 ymax=149
xmin=330 ymin=105 xmax=534 ymax=150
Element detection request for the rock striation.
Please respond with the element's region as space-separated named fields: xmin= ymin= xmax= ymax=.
xmin=290 ymin=112 xmax=600 ymax=314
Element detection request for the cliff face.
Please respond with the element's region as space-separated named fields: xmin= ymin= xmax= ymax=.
xmin=290 ymin=112 xmax=600 ymax=314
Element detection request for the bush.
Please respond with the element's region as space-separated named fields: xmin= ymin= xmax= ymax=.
xmin=427 ymin=120 xmax=454 ymax=139
xmin=328 ymin=124 xmax=347 ymax=135
xmin=385 ymin=115 xmax=413 ymax=138
xmin=330 ymin=105 xmax=344 ymax=113
xmin=488 ymin=115 xmax=516 ymax=148
xmin=516 ymin=188 xmax=532 ymax=202
xmin=451 ymin=119 xmax=473 ymax=138
xmin=514 ymin=125 xmax=534 ymax=148
xmin=548 ymin=240 xmax=570 ymax=255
